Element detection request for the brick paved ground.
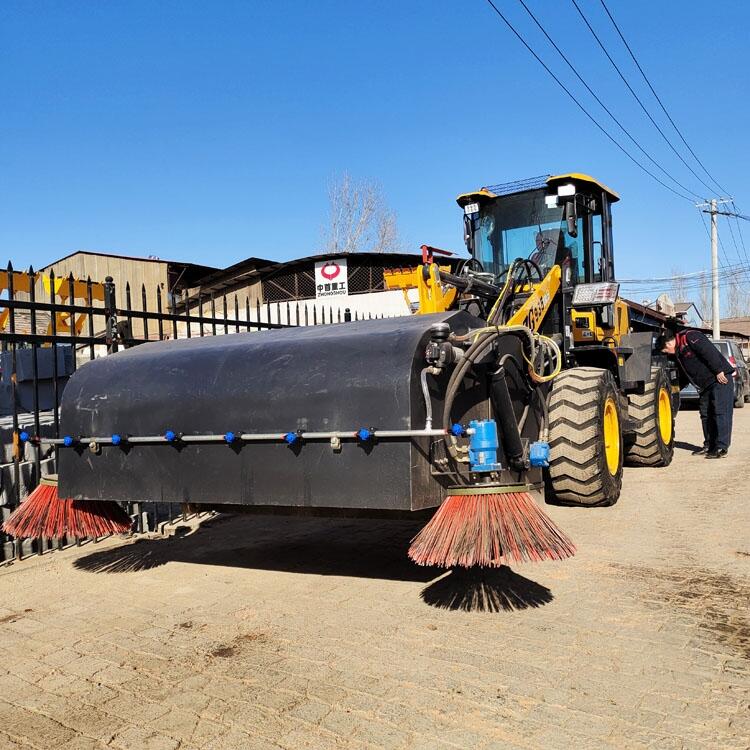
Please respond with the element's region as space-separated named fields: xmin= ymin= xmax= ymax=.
xmin=0 ymin=409 xmax=748 ymax=749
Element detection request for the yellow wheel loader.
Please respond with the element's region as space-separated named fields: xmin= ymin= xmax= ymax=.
xmin=387 ymin=172 xmax=677 ymax=506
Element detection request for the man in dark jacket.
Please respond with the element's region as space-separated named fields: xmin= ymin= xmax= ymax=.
xmin=658 ymin=329 xmax=736 ymax=458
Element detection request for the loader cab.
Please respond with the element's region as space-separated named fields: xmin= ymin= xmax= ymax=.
xmin=457 ymin=173 xmax=619 ymax=288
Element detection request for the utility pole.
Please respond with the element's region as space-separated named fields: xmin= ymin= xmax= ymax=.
xmin=696 ymin=198 xmax=732 ymax=339
xmin=710 ymin=199 xmax=719 ymax=339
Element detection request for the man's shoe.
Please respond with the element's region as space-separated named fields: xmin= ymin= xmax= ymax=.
xmin=691 ymin=446 xmax=710 ymax=455
xmin=706 ymin=448 xmax=728 ymax=459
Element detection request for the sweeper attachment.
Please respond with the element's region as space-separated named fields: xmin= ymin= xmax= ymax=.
xmin=6 ymin=309 xmax=574 ymax=568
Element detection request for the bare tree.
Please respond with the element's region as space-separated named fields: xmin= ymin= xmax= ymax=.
xmin=323 ymin=173 xmax=401 ymax=254
xmin=698 ymin=271 xmax=711 ymax=326
xmin=669 ymin=267 xmax=688 ymax=303
xmin=724 ymin=276 xmax=749 ymax=318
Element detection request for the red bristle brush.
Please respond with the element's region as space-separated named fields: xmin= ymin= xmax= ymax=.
xmin=408 ymin=484 xmax=576 ymax=568
xmin=2 ymin=475 xmax=132 ymax=540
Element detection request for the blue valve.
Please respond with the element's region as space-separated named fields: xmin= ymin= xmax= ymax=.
xmin=19 ymin=431 xmax=30 ymax=443
xmin=529 ymin=441 xmax=550 ymax=468
xmin=111 ymin=434 xmax=122 ymax=446
xmin=356 ymin=428 xmax=373 ymax=442
xmin=164 ymin=430 xmax=177 ymax=442
xmin=284 ymin=431 xmax=299 ymax=445
xmin=450 ymin=423 xmax=466 ymax=437
xmin=63 ymin=435 xmax=75 ymax=447
xmin=224 ymin=431 xmax=236 ymax=444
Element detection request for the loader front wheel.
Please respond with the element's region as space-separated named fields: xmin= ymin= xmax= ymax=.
xmin=625 ymin=366 xmax=675 ymax=467
xmin=546 ymin=367 xmax=623 ymax=506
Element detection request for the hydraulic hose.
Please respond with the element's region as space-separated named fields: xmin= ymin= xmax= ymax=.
xmin=436 ymin=269 xmax=499 ymax=300
xmin=420 ymin=367 xmax=434 ymax=431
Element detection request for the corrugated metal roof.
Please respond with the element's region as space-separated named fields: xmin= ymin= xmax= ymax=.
xmin=40 ymin=250 xmax=220 ymax=276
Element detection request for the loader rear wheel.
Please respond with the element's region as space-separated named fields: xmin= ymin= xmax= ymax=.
xmin=625 ymin=366 xmax=675 ymax=467
xmin=546 ymin=367 xmax=623 ymax=507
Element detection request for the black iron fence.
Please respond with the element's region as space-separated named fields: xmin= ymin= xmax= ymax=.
xmin=0 ymin=263 xmax=388 ymax=562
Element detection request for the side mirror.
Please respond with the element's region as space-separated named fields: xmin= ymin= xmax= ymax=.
xmin=565 ymin=199 xmax=578 ymax=238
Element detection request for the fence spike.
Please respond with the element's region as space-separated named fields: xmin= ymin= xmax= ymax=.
xmin=141 ymin=284 xmax=149 ymax=342
xmin=156 ymin=285 xmax=164 ymax=340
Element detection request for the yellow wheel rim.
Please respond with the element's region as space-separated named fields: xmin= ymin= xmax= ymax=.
xmin=658 ymin=387 xmax=672 ymax=445
xmin=603 ymin=397 xmax=620 ymax=476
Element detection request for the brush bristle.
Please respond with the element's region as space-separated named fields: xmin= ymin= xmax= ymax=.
xmin=408 ymin=491 xmax=576 ymax=568
xmin=2 ymin=481 xmax=132 ymax=539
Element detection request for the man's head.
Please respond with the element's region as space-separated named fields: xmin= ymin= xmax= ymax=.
xmin=657 ymin=330 xmax=677 ymax=355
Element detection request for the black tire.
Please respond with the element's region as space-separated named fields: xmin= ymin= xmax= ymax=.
xmin=625 ymin=366 xmax=675 ymax=467
xmin=734 ymin=385 xmax=745 ymax=408
xmin=546 ymin=367 xmax=623 ymax=507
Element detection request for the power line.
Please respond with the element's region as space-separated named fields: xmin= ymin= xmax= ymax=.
xmin=619 ymin=269 xmax=749 ymax=297
xmin=480 ymin=0 xmax=695 ymax=202
xmin=697 ymin=205 xmax=750 ymax=296
xmin=618 ymin=261 xmax=750 ymax=285
xmin=621 ymin=268 xmax=747 ymax=286
xmin=513 ymin=0 xmax=702 ymax=201
xmin=731 ymin=200 xmax=750 ymax=264
xmin=597 ymin=0 xmax=730 ymax=196
xmin=621 ymin=265 xmax=750 ymax=288
xmin=698 ymin=206 xmax=750 ymax=277
xmin=570 ymin=0 xmax=715 ymax=198
xmin=723 ymin=212 xmax=746 ymax=267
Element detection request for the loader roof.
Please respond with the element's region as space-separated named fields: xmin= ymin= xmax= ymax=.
xmin=456 ymin=172 xmax=620 ymax=207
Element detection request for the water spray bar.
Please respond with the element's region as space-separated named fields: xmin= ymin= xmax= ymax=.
xmin=20 ymin=425 xmax=474 ymax=447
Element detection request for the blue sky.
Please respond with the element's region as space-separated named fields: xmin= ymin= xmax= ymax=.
xmin=2 ymin=0 xmax=748 ymax=300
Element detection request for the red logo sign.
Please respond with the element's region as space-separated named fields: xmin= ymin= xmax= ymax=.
xmin=320 ymin=262 xmax=341 ymax=280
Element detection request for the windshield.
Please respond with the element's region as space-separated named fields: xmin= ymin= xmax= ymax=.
xmin=473 ymin=189 xmax=583 ymax=282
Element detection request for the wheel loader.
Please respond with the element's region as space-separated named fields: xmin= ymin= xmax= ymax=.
xmin=385 ymin=172 xmax=678 ymax=505
xmin=15 ymin=172 xmax=678 ymax=560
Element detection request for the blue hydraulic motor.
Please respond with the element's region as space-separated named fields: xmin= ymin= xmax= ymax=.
xmin=468 ymin=419 xmax=502 ymax=473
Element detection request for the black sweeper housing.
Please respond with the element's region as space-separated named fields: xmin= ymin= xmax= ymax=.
xmin=59 ymin=311 xmax=541 ymax=513
xmin=59 ymin=312 xmax=500 ymax=511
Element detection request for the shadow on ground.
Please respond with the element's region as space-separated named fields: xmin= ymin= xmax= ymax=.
xmin=674 ymin=440 xmax=703 ymax=452
xmin=421 ymin=566 xmax=553 ymax=612
xmin=73 ymin=514 xmax=435 ymax=581
xmin=72 ymin=514 xmax=554 ymax=612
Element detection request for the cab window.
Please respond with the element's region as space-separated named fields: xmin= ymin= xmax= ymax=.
xmin=592 ymin=214 xmax=604 ymax=282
